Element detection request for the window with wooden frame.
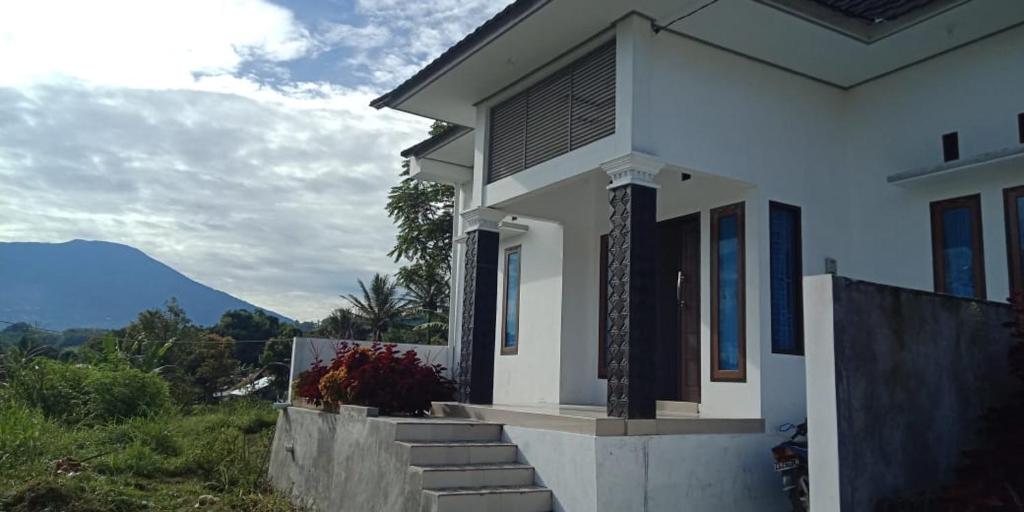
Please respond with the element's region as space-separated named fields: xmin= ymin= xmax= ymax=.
xmin=930 ymin=194 xmax=986 ymax=300
xmin=598 ymin=235 xmax=608 ymax=378
xmin=769 ymin=202 xmax=804 ymax=355
xmin=1006 ymin=185 xmax=1024 ymax=294
xmin=501 ymin=246 xmax=522 ymax=355
xmin=711 ymin=203 xmax=746 ymax=382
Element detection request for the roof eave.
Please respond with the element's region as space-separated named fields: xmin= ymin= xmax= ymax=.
xmin=368 ymin=0 xmax=547 ymax=111
xmin=400 ymin=125 xmax=473 ymax=159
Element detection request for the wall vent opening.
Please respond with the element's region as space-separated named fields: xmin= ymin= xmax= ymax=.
xmin=1018 ymin=113 xmax=1023 ymax=144
xmin=942 ymin=132 xmax=960 ymax=162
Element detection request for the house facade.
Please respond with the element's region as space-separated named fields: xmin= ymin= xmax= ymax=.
xmin=363 ymin=0 xmax=1024 ymax=509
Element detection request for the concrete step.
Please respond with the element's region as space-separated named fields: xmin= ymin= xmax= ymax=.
xmin=421 ymin=485 xmax=552 ymax=512
xmin=393 ymin=421 xmax=503 ymax=442
xmin=400 ymin=441 xmax=519 ymax=465
xmin=414 ymin=463 xmax=535 ymax=489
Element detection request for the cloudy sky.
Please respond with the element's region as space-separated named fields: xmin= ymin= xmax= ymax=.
xmin=0 ymin=0 xmax=512 ymax=321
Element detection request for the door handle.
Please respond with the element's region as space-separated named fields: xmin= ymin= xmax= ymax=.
xmin=677 ymin=271 xmax=685 ymax=307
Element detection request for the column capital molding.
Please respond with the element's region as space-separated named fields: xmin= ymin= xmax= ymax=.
xmin=461 ymin=207 xmax=505 ymax=233
xmin=601 ymin=152 xmax=666 ymax=190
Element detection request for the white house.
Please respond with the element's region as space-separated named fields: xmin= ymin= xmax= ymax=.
xmin=275 ymin=1 xmax=1024 ymax=511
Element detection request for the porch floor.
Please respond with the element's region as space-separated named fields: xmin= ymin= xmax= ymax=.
xmin=432 ymin=402 xmax=764 ymax=437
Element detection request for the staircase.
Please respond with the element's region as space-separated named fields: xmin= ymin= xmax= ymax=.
xmin=392 ymin=419 xmax=552 ymax=512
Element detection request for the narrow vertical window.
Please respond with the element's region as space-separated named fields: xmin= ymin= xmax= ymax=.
xmin=598 ymin=235 xmax=608 ymax=378
xmin=770 ymin=202 xmax=804 ymax=355
xmin=942 ymin=132 xmax=960 ymax=162
xmin=1006 ymin=185 xmax=1024 ymax=294
xmin=501 ymin=246 xmax=522 ymax=355
xmin=711 ymin=203 xmax=746 ymax=382
xmin=931 ymin=195 xmax=986 ymax=299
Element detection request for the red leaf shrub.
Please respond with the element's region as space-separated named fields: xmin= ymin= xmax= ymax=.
xmin=295 ymin=342 xmax=454 ymax=416
xmin=294 ymin=351 xmax=328 ymax=407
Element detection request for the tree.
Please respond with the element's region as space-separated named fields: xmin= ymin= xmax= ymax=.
xmin=212 ymin=309 xmax=293 ymax=367
xmin=184 ymin=333 xmax=240 ymax=402
xmin=259 ymin=337 xmax=292 ymax=398
xmin=385 ymin=121 xmax=454 ymax=336
xmin=315 ymin=307 xmax=365 ymax=340
xmin=87 ymin=299 xmax=201 ymax=374
xmin=345 ymin=274 xmax=408 ymax=341
xmin=404 ymin=271 xmax=449 ymax=345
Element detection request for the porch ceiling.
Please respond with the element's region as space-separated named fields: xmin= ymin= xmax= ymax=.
xmin=372 ymin=0 xmax=1024 ymax=125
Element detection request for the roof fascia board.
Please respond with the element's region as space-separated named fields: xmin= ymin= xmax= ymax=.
xmin=401 ymin=125 xmax=473 ymax=158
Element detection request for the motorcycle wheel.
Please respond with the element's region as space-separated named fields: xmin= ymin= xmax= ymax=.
xmin=787 ymin=472 xmax=809 ymax=512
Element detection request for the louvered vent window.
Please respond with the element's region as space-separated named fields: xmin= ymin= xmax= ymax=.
xmin=488 ymin=39 xmax=616 ymax=183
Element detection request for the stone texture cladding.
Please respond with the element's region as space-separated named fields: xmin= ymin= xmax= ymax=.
xmin=606 ymin=184 xmax=657 ymax=419
xmin=458 ymin=229 xmax=499 ymax=404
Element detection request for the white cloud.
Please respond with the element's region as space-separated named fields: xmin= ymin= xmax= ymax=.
xmin=322 ymin=0 xmax=515 ymax=86
xmin=319 ymin=22 xmax=392 ymax=50
xmin=0 ymin=81 xmax=427 ymax=320
xmin=0 ymin=0 xmax=315 ymax=89
xmin=0 ymin=0 xmax=513 ymax=321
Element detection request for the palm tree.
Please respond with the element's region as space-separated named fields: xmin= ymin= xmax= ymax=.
xmin=404 ymin=274 xmax=449 ymax=345
xmin=317 ymin=307 xmax=363 ymax=340
xmin=345 ymin=274 xmax=408 ymax=341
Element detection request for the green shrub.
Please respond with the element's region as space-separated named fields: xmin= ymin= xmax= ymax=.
xmin=6 ymin=360 xmax=171 ymax=424
xmin=0 ymin=400 xmax=67 ymax=470
xmin=85 ymin=366 xmax=171 ymax=422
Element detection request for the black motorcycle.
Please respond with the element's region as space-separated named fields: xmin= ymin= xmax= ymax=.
xmin=772 ymin=421 xmax=809 ymax=511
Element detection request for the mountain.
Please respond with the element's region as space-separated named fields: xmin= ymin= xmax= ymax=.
xmin=0 ymin=240 xmax=291 ymax=330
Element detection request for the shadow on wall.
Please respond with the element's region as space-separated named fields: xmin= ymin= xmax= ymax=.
xmin=806 ymin=276 xmax=1015 ymax=511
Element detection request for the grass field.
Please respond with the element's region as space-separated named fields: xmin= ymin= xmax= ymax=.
xmin=0 ymin=398 xmax=296 ymax=512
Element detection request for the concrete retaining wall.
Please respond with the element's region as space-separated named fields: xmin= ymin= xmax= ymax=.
xmin=504 ymin=426 xmax=790 ymax=512
xmin=805 ymin=275 xmax=1015 ymax=511
xmin=268 ymin=406 xmax=422 ymax=512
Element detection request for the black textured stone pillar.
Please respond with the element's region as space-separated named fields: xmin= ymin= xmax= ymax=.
xmin=458 ymin=228 xmax=499 ymax=404
xmin=606 ymin=183 xmax=658 ymax=419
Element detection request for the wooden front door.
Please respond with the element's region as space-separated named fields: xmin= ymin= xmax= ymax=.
xmin=655 ymin=213 xmax=701 ymax=403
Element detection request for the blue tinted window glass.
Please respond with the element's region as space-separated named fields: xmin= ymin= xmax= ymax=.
xmin=717 ymin=214 xmax=740 ymax=371
xmin=1018 ymin=196 xmax=1024 ymax=258
xmin=770 ymin=206 xmax=800 ymax=353
xmin=504 ymin=250 xmax=521 ymax=349
xmin=941 ymin=207 xmax=975 ymax=298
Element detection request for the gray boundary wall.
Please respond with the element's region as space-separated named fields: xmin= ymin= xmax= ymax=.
xmin=287 ymin=337 xmax=453 ymax=403
xmin=805 ymin=275 xmax=1015 ymax=511
xmin=268 ymin=407 xmax=424 ymax=512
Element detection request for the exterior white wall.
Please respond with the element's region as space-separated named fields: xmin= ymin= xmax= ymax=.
xmin=802 ymin=275 xmax=841 ymax=511
xmin=843 ymin=24 xmax=1024 ymax=302
xmin=504 ymin=425 xmax=790 ymax=512
xmin=454 ymin=16 xmax=1024 ymax=421
xmin=492 ymin=218 xmax=565 ymax=405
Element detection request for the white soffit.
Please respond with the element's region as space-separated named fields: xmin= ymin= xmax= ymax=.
xmin=423 ymin=129 xmax=475 ymax=168
xmin=394 ymin=0 xmax=635 ymax=126
xmin=391 ymin=0 xmax=1024 ymax=123
xmin=659 ymin=0 xmax=1024 ymax=87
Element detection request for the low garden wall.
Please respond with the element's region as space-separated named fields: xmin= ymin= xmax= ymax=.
xmin=804 ymin=275 xmax=1016 ymax=511
xmin=287 ymin=337 xmax=452 ymax=404
xmin=268 ymin=406 xmax=423 ymax=512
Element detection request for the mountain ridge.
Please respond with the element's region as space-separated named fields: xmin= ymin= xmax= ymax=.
xmin=0 ymin=239 xmax=291 ymax=330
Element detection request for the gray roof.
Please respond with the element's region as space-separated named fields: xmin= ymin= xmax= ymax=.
xmin=400 ymin=125 xmax=473 ymax=159
xmin=811 ymin=0 xmax=938 ymax=23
